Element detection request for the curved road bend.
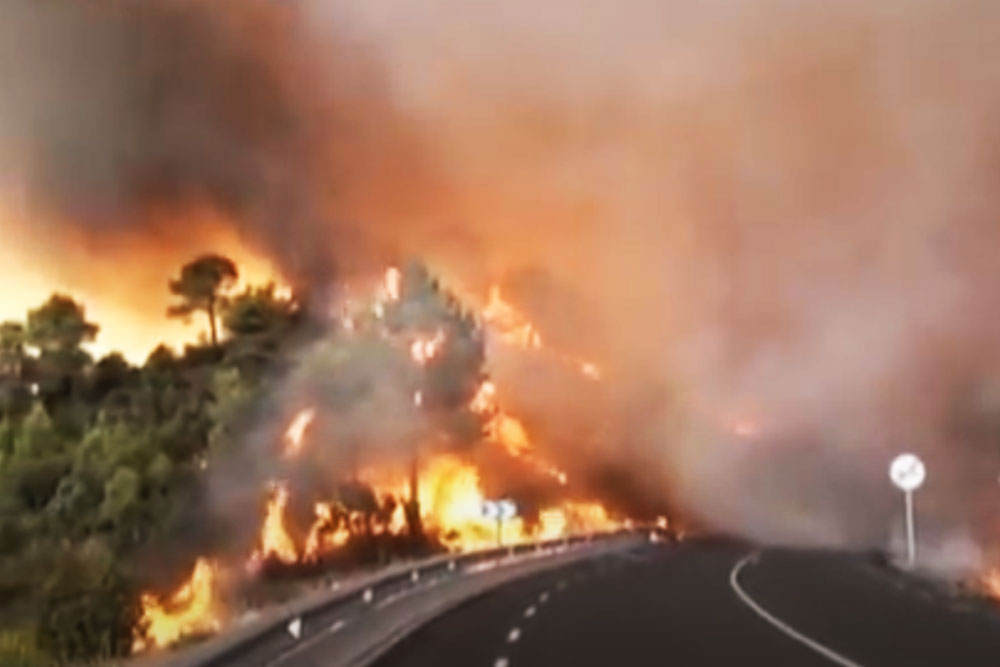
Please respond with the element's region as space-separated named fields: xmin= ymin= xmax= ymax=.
xmin=374 ymin=539 xmax=1000 ymax=667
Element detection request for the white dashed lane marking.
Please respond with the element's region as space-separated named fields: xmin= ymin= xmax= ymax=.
xmin=524 ymin=605 xmax=536 ymax=618
xmin=494 ymin=657 xmax=510 ymax=667
xmin=508 ymin=627 xmax=521 ymax=643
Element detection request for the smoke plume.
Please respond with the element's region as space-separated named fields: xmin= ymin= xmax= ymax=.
xmin=6 ymin=0 xmax=1000 ymax=567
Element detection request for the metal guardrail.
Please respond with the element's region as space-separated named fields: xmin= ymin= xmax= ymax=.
xmin=157 ymin=531 xmax=639 ymax=667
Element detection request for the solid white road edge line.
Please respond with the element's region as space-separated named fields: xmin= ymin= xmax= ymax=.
xmin=729 ymin=552 xmax=865 ymax=667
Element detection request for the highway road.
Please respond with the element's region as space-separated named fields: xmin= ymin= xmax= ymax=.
xmin=375 ymin=538 xmax=1000 ymax=667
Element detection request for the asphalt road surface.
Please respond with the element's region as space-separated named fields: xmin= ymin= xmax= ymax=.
xmin=375 ymin=538 xmax=1000 ymax=667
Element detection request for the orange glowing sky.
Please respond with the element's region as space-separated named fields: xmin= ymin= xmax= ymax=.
xmin=0 ymin=202 xmax=285 ymax=363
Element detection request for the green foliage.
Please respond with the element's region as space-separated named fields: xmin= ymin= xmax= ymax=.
xmin=0 ymin=255 xmax=282 ymax=662
xmin=5 ymin=456 xmax=72 ymax=511
xmin=25 ymin=295 xmax=98 ymax=355
xmin=0 ymin=628 xmax=49 ymax=667
xmin=223 ymin=284 xmax=296 ymax=340
xmin=99 ymin=467 xmax=141 ymax=525
xmin=13 ymin=403 xmax=61 ymax=460
xmin=0 ymin=254 xmax=493 ymax=662
xmin=36 ymin=553 xmax=140 ymax=662
xmin=207 ymin=367 xmax=259 ymax=453
xmin=0 ymin=321 xmax=26 ymax=376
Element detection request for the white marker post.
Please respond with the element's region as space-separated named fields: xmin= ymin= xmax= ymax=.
xmin=482 ymin=500 xmax=500 ymax=545
xmin=499 ymin=500 xmax=517 ymax=548
xmin=482 ymin=499 xmax=518 ymax=547
xmin=889 ymin=453 xmax=926 ymax=569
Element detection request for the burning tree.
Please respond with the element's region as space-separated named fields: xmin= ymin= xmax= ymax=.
xmin=0 ymin=253 xmax=631 ymax=661
xmin=215 ymin=261 xmax=627 ymax=588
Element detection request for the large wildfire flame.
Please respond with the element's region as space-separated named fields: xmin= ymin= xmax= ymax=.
xmin=133 ymin=558 xmax=222 ymax=653
xmin=248 ymin=483 xmax=299 ymax=569
xmin=133 ymin=267 xmax=625 ymax=653
xmin=243 ymin=453 xmax=622 ymax=562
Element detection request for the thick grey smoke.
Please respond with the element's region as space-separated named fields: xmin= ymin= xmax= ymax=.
xmin=0 ymin=0 xmax=438 ymax=289
xmin=308 ymin=0 xmax=1000 ymax=565
xmin=8 ymin=0 xmax=1000 ymax=569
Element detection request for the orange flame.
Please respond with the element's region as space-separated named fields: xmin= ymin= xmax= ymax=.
xmin=482 ymin=285 xmax=542 ymax=349
xmin=245 ymin=449 xmax=621 ymax=564
xmin=249 ymin=483 xmax=298 ymax=568
xmin=283 ymin=408 xmax=316 ymax=458
xmin=470 ymin=379 xmax=569 ymax=485
xmin=360 ymin=455 xmax=617 ymax=552
xmin=481 ymin=284 xmax=601 ymax=381
xmin=304 ymin=502 xmax=350 ymax=562
xmin=133 ymin=558 xmax=221 ymax=653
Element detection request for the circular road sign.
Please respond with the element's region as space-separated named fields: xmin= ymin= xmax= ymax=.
xmin=889 ymin=453 xmax=926 ymax=492
xmin=498 ymin=499 xmax=517 ymax=521
xmin=481 ymin=500 xmax=499 ymax=520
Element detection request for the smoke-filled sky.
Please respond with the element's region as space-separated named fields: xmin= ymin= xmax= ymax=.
xmin=3 ymin=0 xmax=1000 ymax=563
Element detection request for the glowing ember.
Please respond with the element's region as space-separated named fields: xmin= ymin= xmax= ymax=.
xmin=982 ymin=568 xmax=1000 ymax=599
xmin=494 ymin=413 xmax=531 ymax=457
xmin=410 ymin=329 xmax=446 ymax=365
xmin=470 ymin=379 xmax=569 ymax=485
xmin=249 ymin=483 xmax=298 ymax=568
xmin=273 ymin=285 xmax=294 ymax=301
xmin=384 ymin=267 xmax=402 ymax=302
xmin=482 ymin=285 xmax=542 ymax=349
xmin=480 ymin=284 xmax=601 ymax=381
xmin=470 ymin=380 xmax=497 ymax=414
xmin=133 ymin=558 xmax=221 ymax=653
xmin=283 ymin=408 xmax=316 ymax=458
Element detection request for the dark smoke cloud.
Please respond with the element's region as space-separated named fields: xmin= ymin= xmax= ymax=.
xmin=10 ymin=0 xmax=1000 ymax=573
xmin=0 ymin=0 xmax=438 ymax=290
xmin=311 ymin=0 xmax=1000 ymax=568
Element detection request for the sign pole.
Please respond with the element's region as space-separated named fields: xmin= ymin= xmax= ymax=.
xmin=889 ymin=453 xmax=925 ymax=570
xmin=904 ymin=489 xmax=915 ymax=568
xmin=497 ymin=516 xmax=503 ymax=547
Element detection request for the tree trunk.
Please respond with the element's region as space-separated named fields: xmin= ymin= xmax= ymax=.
xmin=207 ymin=298 xmax=218 ymax=347
xmin=406 ymin=446 xmax=423 ymax=539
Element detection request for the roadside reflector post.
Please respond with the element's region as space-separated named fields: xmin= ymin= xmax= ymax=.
xmin=889 ymin=453 xmax=926 ymax=569
xmin=287 ymin=617 xmax=302 ymax=640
